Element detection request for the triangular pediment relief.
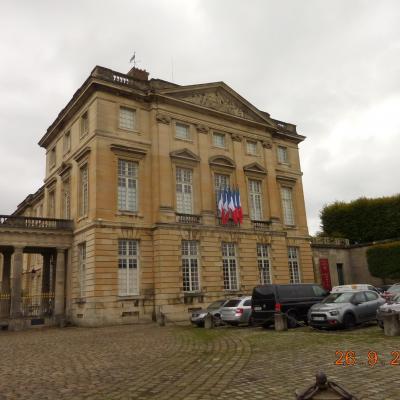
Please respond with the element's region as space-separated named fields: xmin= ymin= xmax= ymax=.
xmin=158 ymin=83 xmax=275 ymax=127
xmin=170 ymin=148 xmax=200 ymax=163
xmin=209 ymin=155 xmax=236 ymax=169
xmin=243 ymin=162 xmax=267 ymax=175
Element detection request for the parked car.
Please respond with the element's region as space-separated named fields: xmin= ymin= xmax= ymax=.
xmin=190 ymin=299 xmax=228 ymax=327
xmin=331 ymin=284 xmax=380 ymax=293
xmin=376 ymin=293 xmax=400 ymax=329
xmin=220 ymin=296 xmax=252 ymax=326
xmin=251 ymin=284 xmax=328 ymax=328
xmin=308 ymin=290 xmax=385 ymax=329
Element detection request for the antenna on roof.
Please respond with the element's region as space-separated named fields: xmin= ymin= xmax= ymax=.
xmin=129 ymin=51 xmax=141 ymax=68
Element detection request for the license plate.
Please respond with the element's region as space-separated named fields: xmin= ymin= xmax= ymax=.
xmin=312 ymin=316 xmax=325 ymax=321
xmin=254 ymin=306 xmax=262 ymax=311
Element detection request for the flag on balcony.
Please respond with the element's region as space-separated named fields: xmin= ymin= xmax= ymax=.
xmin=228 ymin=188 xmax=235 ymax=221
xmin=236 ymin=188 xmax=243 ymax=223
xmin=217 ymin=189 xmax=224 ymax=217
xmin=223 ymin=189 xmax=230 ymax=224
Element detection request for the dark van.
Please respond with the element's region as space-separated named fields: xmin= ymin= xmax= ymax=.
xmin=251 ymin=284 xmax=328 ymax=328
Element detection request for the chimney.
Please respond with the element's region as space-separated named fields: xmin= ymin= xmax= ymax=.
xmin=127 ymin=67 xmax=149 ymax=81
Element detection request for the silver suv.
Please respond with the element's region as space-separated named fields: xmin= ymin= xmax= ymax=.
xmin=308 ymin=290 xmax=385 ymax=329
xmin=220 ymin=296 xmax=252 ymax=326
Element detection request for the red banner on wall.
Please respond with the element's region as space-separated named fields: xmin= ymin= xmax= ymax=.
xmin=319 ymin=258 xmax=332 ymax=291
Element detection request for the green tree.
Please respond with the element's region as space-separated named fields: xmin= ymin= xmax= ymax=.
xmin=367 ymin=242 xmax=400 ymax=281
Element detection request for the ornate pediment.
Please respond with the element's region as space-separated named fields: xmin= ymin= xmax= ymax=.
xmin=170 ymin=148 xmax=200 ymax=163
xmin=209 ymin=155 xmax=236 ymax=169
xmin=243 ymin=162 xmax=267 ymax=175
xmin=159 ymin=84 xmax=275 ymax=126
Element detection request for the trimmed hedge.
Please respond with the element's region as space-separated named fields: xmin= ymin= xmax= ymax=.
xmin=320 ymin=194 xmax=400 ymax=243
xmin=367 ymin=242 xmax=400 ymax=279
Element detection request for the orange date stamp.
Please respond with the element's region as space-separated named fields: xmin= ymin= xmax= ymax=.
xmin=335 ymin=350 xmax=400 ymax=367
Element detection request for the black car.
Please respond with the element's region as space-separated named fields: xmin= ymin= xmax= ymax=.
xmin=251 ymin=283 xmax=328 ymax=328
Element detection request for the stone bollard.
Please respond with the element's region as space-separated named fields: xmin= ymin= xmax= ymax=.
xmin=203 ymin=313 xmax=214 ymax=329
xmin=274 ymin=312 xmax=288 ymax=331
xmin=382 ymin=312 xmax=400 ymax=336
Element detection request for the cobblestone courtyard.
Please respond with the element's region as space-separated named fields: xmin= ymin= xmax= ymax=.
xmin=0 ymin=323 xmax=399 ymax=399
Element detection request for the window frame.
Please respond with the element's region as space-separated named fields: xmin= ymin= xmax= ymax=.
xmin=212 ymin=132 xmax=226 ymax=148
xmin=257 ymin=243 xmax=272 ymax=284
xmin=118 ymin=239 xmax=140 ymax=296
xmin=246 ymin=140 xmax=258 ymax=155
xmin=280 ymin=186 xmax=295 ymax=226
xmin=79 ymin=163 xmax=89 ymax=218
xmin=222 ymin=242 xmax=239 ymax=291
xmin=181 ymin=240 xmax=201 ymax=293
xmin=49 ymin=147 xmax=56 ymax=169
xmin=288 ymin=246 xmax=301 ymax=284
xmin=62 ymin=178 xmax=71 ymax=219
xmin=117 ymin=159 xmax=139 ymax=212
xmin=63 ymin=131 xmax=71 ymax=154
xmin=80 ymin=111 xmax=89 ymax=138
xmin=119 ymin=106 xmax=136 ymax=131
xmin=175 ymin=167 xmax=193 ymax=214
xmin=175 ymin=122 xmax=191 ymax=141
xmin=277 ymin=145 xmax=289 ymax=164
xmin=248 ymin=179 xmax=263 ymax=220
xmin=78 ymin=242 xmax=86 ymax=299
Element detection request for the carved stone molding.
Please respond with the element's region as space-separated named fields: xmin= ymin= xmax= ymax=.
xmin=231 ymin=134 xmax=242 ymax=142
xmin=243 ymin=162 xmax=267 ymax=176
xmin=209 ymin=155 xmax=236 ymax=169
xmin=262 ymin=140 xmax=272 ymax=149
xmin=170 ymin=148 xmax=200 ymax=164
xmin=156 ymin=113 xmax=171 ymax=125
xmin=110 ymin=144 xmax=147 ymax=159
xmin=195 ymin=124 xmax=209 ymax=134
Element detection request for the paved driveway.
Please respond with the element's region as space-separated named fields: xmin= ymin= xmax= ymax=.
xmin=0 ymin=323 xmax=399 ymax=399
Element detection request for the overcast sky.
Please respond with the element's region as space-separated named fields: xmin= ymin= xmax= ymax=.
xmin=1 ymin=0 xmax=399 ymax=234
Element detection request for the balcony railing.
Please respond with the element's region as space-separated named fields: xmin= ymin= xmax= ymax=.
xmin=252 ymin=220 xmax=271 ymax=231
xmin=176 ymin=213 xmax=202 ymax=224
xmin=311 ymin=236 xmax=350 ymax=247
xmin=0 ymin=215 xmax=73 ymax=230
xmin=217 ymin=217 xmax=238 ymax=228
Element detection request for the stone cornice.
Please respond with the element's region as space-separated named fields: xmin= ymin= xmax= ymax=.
xmin=110 ymin=144 xmax=147 ymax=159
xmin=73 ymin=146 xmax=91 ymax=163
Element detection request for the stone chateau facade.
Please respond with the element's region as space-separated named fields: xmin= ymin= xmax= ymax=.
xmin=8 ymin=65 xmax=313 ymax=326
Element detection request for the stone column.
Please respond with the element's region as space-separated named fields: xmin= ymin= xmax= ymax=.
xmin=54 ymin=248 xmax=66 ymax=322
xmin=42 ymin=252 xmax=52 ymax=294
xmin=10 ymin=246 xmax=23 ymax=318
xmin=1 ymin=251 xmax=12 ymax=294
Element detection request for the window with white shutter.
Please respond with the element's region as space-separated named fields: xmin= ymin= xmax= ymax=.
xmin=79 ymin=164 xmax=88 ymax=217
xmin=118 ymin=159 xmax=138 ymax=212
xmin=176 ymin=167 xmax=193 ymax=214
xmin=118 ymin=239 xmax=139 ymax=296
xmin=175 ymin=123 xmax=190 ymax=140
xmin=119 ymin=107 xmax=135 ymax=130
xmin=248 ymin=179 xmax=263 ymax=220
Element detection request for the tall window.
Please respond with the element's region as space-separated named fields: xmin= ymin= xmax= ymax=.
xmin=48 ymin=190 xmax=55 ymax=218
xmin=257 ymin=244 xmax=272 ymax=284
xmin=182 ymin=240 xmax=200 ymax=292
xmin=213 ymin=132 xmax=225 ymax=148
xmin=118 ymin=239 xmax=139 ymax=296
xmin=80 ymin=111 xmax=88 ymax=137
xmin=78 ymin=243 xmax=86 ymax=298
xmin=281 ymin=186 xmax=295 ymax=225
xmin=79 ymin=164 xmax=88 ymax=217
xmin=248 ymin=179 xmax=263 ymax=220
xmin=222 ymin=242 xmax=238 ymax=290
xmin=247 ymin=140 xmax=257 ymax=155
xmin=63 ymin=131 xmax=71 ymax=154
xmin=118 ymin=159 xmax=138 ymax=212
xmin=176 ymin=167 xmax=193 ymax=214
xmin=277 ymin=146 xmax=288 ymax=164
xmin=288 ymin=247 xmax=301 ymax=283
xmin=63 ymin=179 xmax=71 ymax=219
xmin=175 ymin=123 xmax=190 ymax=140
xmin=119 ymin=107 xmax=135 ymax=130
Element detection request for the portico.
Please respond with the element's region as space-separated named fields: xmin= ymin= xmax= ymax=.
xmin=0 ymin=215 xmax=73 ymax=330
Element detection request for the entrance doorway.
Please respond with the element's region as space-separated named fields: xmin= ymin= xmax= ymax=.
xmin=336 ymin=263 xmax=345 ymax=285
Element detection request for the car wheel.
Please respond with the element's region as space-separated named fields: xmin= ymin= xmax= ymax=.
xmin=377 ymin=320 xmax=384 ymax=329
xmin=343 ymin=313 xmax=356 ymax=329
xmin=286 ymin=311 xmax=298 ymax=329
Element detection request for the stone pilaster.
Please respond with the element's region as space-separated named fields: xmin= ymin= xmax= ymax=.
xmin=54 ymin=248 xmax=66 ymax=321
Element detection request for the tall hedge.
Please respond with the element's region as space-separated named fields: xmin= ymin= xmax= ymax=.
xmin=367 ymin=242 xmax=400 ymax=280
xmin=320 ymin=194 xmax=400 ymax=243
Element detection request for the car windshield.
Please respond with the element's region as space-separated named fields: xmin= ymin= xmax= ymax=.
xmin=322 ymin=292 xmax=354 ymax=304
xmin=207 ymin=301 xmax=225 ymax=310
xmin=224 ymin=300 xmax=241 ymax=307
